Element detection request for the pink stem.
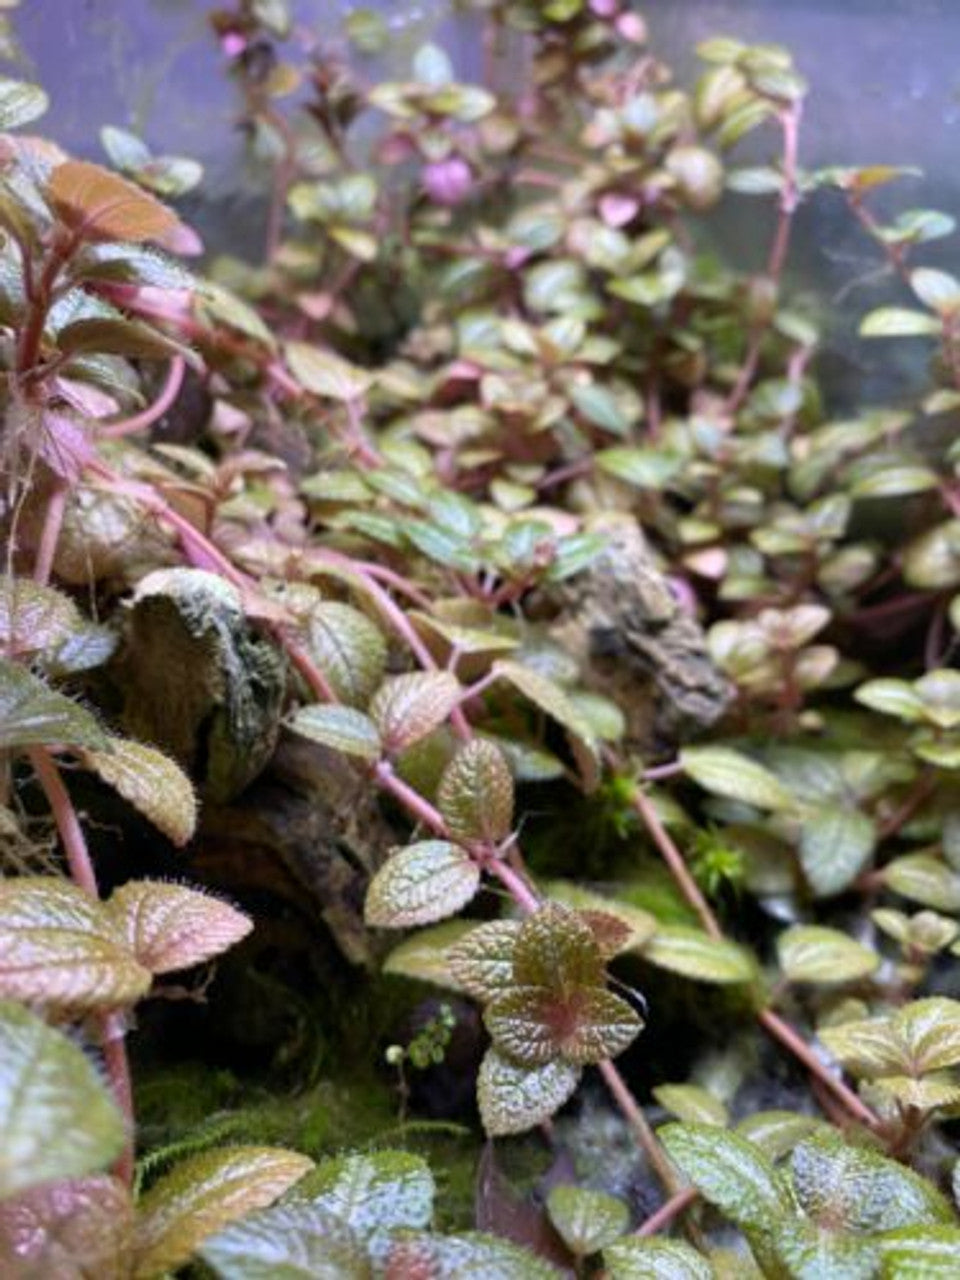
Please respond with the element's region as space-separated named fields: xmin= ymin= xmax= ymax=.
xmin=599 ymin=1060 xmax=682 ymax=1195
xmin=375 ymin=762 xmax=448 ymax=835
xmin=637 ymin=1187 xmax=698 ymax=1237
xmin=33 ymin=481 xmax=69 ymax=586
xmin=28 ymin=748 xmax=136 ymax=1181
xmin=633 ymin=789 xmax=721 ymax=939
xmin=100 ymin=357 xmax=185 ymax=438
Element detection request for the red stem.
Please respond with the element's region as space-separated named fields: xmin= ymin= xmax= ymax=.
xmin=100 ymin=357 xmax=185 ymax=438
xmin=33 ymin=481 xmax=69 ymax=586
xmin=633 ymin=789 xmax=721 ymax=938
xmin=28 ymin=748 xmax=136 ymax=1182
xmin=636 ymin=1187 xmax=698 ymax=1237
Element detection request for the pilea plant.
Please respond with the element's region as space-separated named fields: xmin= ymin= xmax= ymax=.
xmin=0 ymin=0 xmax=959 ymax=1275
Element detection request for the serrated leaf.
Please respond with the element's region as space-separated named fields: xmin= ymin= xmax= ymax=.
xmin=292 ymin=1150 xmax=433 ymax=1257
xmin=447 ymin=920 xmax=522 ymax=1001
xmin=0 ymin=1002 xmax=125 ymax=1199
xmin=0 ymin=579 xmax=83 ymax=658
xmin=382 ymin=919 xmax=478 ymax=991
xmin=288 ymin=705 xmax=382 ymax=761
xmin=48 ymin=160 xmax=179 ymax=242
xmin=0 ymin=657 xmax=107 ymax=750
xmin=680 ymin=746 xmax=795 ymax=811
xmin=199 ymin=1201 xmax=368 ymax=1279
xmin=879 ymin=1225 xmax=960 ymax=1278
xmin=798 ymin=806 xmax=876 ymax=897
xmin=105 ymin=881 xmax=252 ymax=975
xmin=0 ymin=77 xmax=48 ymax=129
xmin=642 ymin=926 xmax=756 ymax=985
xmin=659 ymin=1123 xmax=790 ymax=1228
xmin=546 ymin=1184 xmax=629 ymax=1257
xmin=370 ymin=672 xmax=461 ymax=754
xmin=285 ymin=341 xmax=372 ymax=400
xmin=604 ymin=1237 xmax=713 ymax=1280
xmin=512 ymin=904 xmax=604 ymax=990
xmin=492 ymin=660 xmax=599 ymax=788
xmin=0 ymin=1175 xmax=135 ymax=1280
xmin=895 ymin=997 xmax=960 ymax=1073
xmin=478 ymin=1047 xmax=581 ymax=1137
xmin=486 ymin=984 xmax=641 ymax=1066
xmin=365 ymin=840 xmax=480 ymax=928
xmin=653 ymin=1083 xmax=728 ymax=1127
xmin=778 ymin=925 xmax=879 ymax=985
xmin=80 ymin=738 xmax=197 ymax=846
xmin=134 ymin=1147 xmax=314 ymax=1278
xmin=859 ymin=308 xmax=941 ymax=338
xmin=818 ymin=1017 xmax=904 ymax=1079
xmin=0 ymin=877 xmax=151 ymax=1011
xmin=438 ymin=739 xmax=514 ymax=845
xmin=544 ymin=882 xmax=657 ymax=953
xmin=791 ymin=1131 xmax=953 ymax=1233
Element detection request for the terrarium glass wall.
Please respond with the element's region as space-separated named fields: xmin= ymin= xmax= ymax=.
xmin=13 ymin=0 xmax=960 ymax=405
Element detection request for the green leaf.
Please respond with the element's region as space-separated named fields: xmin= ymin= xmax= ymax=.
xmin=642 ymin=926 xmax=757 ymax=985
xmin=653 ymin=1083 xmax=728 ymax=1127
xmin=879 ymin=1225 xmax=960 ymax=1278
xmin=477 ymin=1047 xmax=581 ymax=1137
xmin=604 ymin=1237 xmax=713 ymax=1279
xmin=0 ymin=657 xmax=107 ymax=750
xmin=0 ymin=1001 xmax=124 ymax=1198
xmin=818 ymin=1017 xmax=904 ymax=1079
xmin=370 ymin=672 xmax=462 ymax=754
xmin=105 ymin=881 xmax=252 ymax=976
xmin=883 ymin=855 xmax=960 ymax=912
xmin=859 ymin=308 xmax=941 ymax=338
xmin=659 ymin=1123 xmax=790 ymax=1228
xmin=791 ymin=1131 xmax=954 ymax=1233
xmin=851 ymin=466 xmax=940 ymax=499
xmin=546 ymin=1184 xmax=629 ymax=1257
xmin=778 ymin=925 xmax=879 ymax=985
xmin=0 ymin=877 xmax=152 ymax=1011
xmin=492 ymin=660 xmax=599 ymax=787
xmin=56 ymin=317 xmax=186 ymax=360
xmin=798 ymin=806 xmax=876 ymax=897
xmin=0 ymin=76 xmax=48 ymax=129
xmin=387 ymin=1230 xmax=560 ymax=1278
xmin=447 ymin=920 xmax=522 ymax=1001
xmin=854 ymin=679 xmax=926 ymax=722
xmin=303 ymin=602 xmax=387 ymax=708
xmin=288 ymin=705 xmax=382 ymax=761
xmin=134 ymin=1147 xmax=314 ymax=1278
xmin=895 ymin=997 xmax=960 ymax=1073
xmin=680 ymin=746 xmax=795 ymax=811
xmin=382 ymin=919 xmax=477 ymax=991
xmin=293 ymin=1150 xmax=433 ymax=1258
xmin=365 ymin=840 xmax=480 ymax=928
xmin=438 ymin=739 xmax=514 ymax=845
xmin=569 ymin=384 xmax=633 ymax=436
xmin=80 ymin=738 xmax=198 ymax=847
xmin=197 ymin=281 xmax=277 ymax=349
xmin=285 ymin=341 xmax=372 ymax=401
xmin=596 ymin=447 xmax=683 ymax=489
xmin=910 ymin=267 xmax=960 ymax=314
xmin=200 ymin=1202 xmax=368 ymax=1279
xmin=543 ymin=882 xmax=657 ymax=953
xmin=766 ymin=1216 xmax=880 ymax=1280
xmin=487 ymin=984 xmax=641 ymax=1066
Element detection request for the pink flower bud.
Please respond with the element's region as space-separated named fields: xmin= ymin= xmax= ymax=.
xmin=221 ymin=32 xmax=247 ymax=59
xmin=422 ymin=156 xmax=474 ymax=207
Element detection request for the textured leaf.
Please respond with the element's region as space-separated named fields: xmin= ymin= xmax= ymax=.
xmin=544 ymin=882 xmax=657 ymax=953
xmin=492 ymin=660 xmax=599 ymax=787
xmin=766 ymin=1216 xmax=879 ymax=1280
xmin=134 ymin=1147 xmax=314 ymax=1278
xmin=293 ymin=1150 xmax=433 ymax=1258
xmin=0 ymin=1175 xmax=134 ymax=1280
xmin=288 ymin=705 xmax=382 ymax=761
xmin=371 ymin=672 xmax=461 ymax=753
xmin=0 ymin=658 xmax=107 ymax=751
xmin=478 ymin=1048 xmax=581 ymax=1136
xmin=48 ymin=160 xmax=179 ymax=242
xmin=777 ymin=925 xmax=879 ymax=985
xmin=447 ymin=920 xmax=522 ymax=1001
xmin=105 ymin=881 xmax=252 ymax=975
xmin=680 ymin=746 xmax=795 ymax=811
xmin=0 ymin=579 xmax=83 ymax=659
xmin=0 ymin=77 xmax=49 ymax=130
xmin=0 ymin=877 xmax=151 ymax=1011
xmin=895 ymin=997 xmax=960 ymax=1073
xmin=0 ymin=1002 xmax=125 ymax=1198
xmin=798 ymin=806 xmax=876 ymax=897
xmin=285 ymin=341 xmax=372 ymax=400
xmin=386 ymin=1230 xmax=560 ymax=1278
xmin=818 ymin=1016 xmax=904 ymax=1079
xmin=791 ymin=1131 xmax=953 ymax=1233
xmin=604 ymin=1237 xmax=713 ymax=1279
xmin=512 ymin=905 xmax=605 ymax=991
xmin=653 ymin=1083 xmax=728 ymax=1127
xmin=57 ymin=317 xmax=185 ymax=360
xmin=303 ymin=602 xmax=387 ymax=708
xmin=80 ymin=738 xmax=197 ymax=846
xmin=878 ymin=1225 xmax=960 ymax=1278
xmin=546 ymin=1184 xmax=629 ymax=1256
xmin=642 ymin=926 xmax=756 ymax=985
xmin=486 ymin=984 xmax=641 ymax=1066
xmin=200 ymin=1201 xmax=369 ymax=1279
xmin=659 ymin=1123 xmax=790 ymax=1228
xmin=381 ymin=920 xmax=477 ymax=991
xmin=883 ymin=855 xmax=960 ymax=911
xmin=438 ymin=739 xmax=515 ymax=845
xmin=365 ymin=840 xmax=480 ymax=927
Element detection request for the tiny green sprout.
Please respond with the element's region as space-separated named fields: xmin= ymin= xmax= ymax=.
xmin=690 ymin=828 xmax=746 ymax=898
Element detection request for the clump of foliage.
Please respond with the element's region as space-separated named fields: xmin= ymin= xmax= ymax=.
xmin=0 ymin=0 xmax=959 ymax=1274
